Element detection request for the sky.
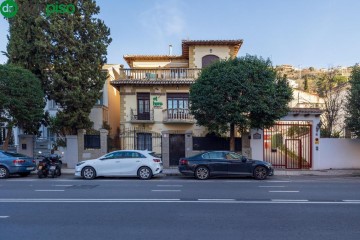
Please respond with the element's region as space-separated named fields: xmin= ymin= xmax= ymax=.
xmin=0 ymin=0 xmax=360 ymax=69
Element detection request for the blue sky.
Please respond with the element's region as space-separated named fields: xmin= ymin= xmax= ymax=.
xmin=1 ymin=0 xmax=360 ymax=68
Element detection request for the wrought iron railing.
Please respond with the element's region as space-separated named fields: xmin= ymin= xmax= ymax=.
xmin=130 ymin=108 xmax=154 ymax=121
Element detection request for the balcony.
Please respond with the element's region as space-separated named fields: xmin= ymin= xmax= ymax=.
xmin=163 ymin=108 xmax=195 ymax=124
xmin=118 ymin=68 xmax=201 ymax=81
xmin=130 ymin=108 xmax=155 ymax=123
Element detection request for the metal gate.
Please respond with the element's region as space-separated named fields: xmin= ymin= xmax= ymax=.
xmin=169 ymin=134 xmax=185 ymax=166
xmin=119 ymin=127 xmax=162 ymax=155
xmin=263 ymin=121 xmax=312 ymax=169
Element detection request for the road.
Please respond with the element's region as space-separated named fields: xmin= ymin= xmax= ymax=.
xmin=1 ymin=174 xmax=360 ymax=240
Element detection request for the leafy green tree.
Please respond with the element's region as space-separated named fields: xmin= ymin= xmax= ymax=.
xmin=190 ymin=55 xmax=293 ymax=151
xmin=345 ymin=64 xmax=360 ymax=138
xmin=316 ymin=71 xmax=347 ymax=137
xmin=6 ymin=0 xmax=112 ymax=135
xmin=0 ymin=65 xmax=45 ymax=150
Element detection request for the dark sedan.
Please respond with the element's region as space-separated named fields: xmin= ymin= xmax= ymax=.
xmin=178 ymin=151 xmax=274 ymax=180
xmin=0 ymin=151 xmax=36 ymax=179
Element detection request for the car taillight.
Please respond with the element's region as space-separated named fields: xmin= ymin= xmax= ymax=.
xmin=153 ymin=159 xmax=161 ymax=163
xmin=13 ymin=159 xmax=26 ymax=165
xmin=179 ymin=159 xmax=188 ymax=165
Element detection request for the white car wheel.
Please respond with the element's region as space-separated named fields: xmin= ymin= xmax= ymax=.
xmin=82 ymin=167 xmax=96 ymax=180
xmin=138 ymin=166 xmax=152 ymax=180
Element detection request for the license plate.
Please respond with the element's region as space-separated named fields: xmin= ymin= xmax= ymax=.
xmin=26 ymin=167 xmax=34 ymax=170
xmin=50 ymin=166 xmax=56 ymax=170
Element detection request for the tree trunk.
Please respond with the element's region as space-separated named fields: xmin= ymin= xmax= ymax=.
xmin=230 ymin=123 xmax=235 ymax=151
xmin=3 ymin=126 xmax=12 ymax=151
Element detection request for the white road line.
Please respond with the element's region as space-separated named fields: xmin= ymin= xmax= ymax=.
xmin=35 ymin=190 xmax=65 ymax=192
xmin=151 ymin=190 xmax=181 ymax=192
xmin=156 ymin=185 xmax=183 ymax=187
xmin=54 ymin=185 xmax=73 ymax=187
xmin=0 ymin=216 xmax=9 ymax=218
xmin=259 ymin=186 xmax=285 ymax=188
xmin=266 ymin=181 xmax=291 ymax=183
xmin=343 ymin=200 xmax=360 ymax=202
xmin=269 ymin=191 xmax=299 ymax=193
xmin=198 ymin=199 xmax=235 ymax=201
xmin=225 ymin=181 xmax=254 ymax=183
xmin=272 ymin=199 xmax=308 ymax=202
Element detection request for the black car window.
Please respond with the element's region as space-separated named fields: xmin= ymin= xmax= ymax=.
xmin=202 ymin=153 xmax=210 ymax=159
xmin=208 ymin=152 xmax=225 ymax=159
xmin=225 ymin=152 xmax=242 ymax=160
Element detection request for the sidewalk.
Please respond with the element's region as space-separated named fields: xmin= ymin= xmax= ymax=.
xmin=59 ymin=168 xmax=360 ymax=177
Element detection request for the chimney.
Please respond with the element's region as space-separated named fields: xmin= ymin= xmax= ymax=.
xmin=169 ymin=44 xmax=173 ymax=55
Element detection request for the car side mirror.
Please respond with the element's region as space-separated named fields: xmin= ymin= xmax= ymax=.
xmin=241 ymin=156 xmax=247 ymax=162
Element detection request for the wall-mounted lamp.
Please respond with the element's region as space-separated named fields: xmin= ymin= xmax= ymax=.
xmin=316 ymin=120 xmax=322 ymax=133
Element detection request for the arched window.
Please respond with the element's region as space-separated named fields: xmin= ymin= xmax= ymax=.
xmin=202 ymin=55 xmax=219 ymax=68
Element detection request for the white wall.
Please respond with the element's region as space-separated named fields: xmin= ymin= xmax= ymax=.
xmin=317 ymin=138 xmax=360 ymax=169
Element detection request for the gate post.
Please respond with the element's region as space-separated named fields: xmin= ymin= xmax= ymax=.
xmin=100 ymin=129 xmax=109 ymax=156
xmin=161 ymin=130 xmax=170 ymax=168
xmin=18 ymin=134 xmax=35 ymax=157
xmin=185 ymin=130 xmax=193 ymax=157
xmin=241 ymin=131 xmax=251 ymax=158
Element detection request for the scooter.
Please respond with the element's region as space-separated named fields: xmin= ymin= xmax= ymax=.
xmin=37 ymin=154 xmax=62 ymax=178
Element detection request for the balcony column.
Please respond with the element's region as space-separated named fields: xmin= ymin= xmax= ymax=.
xmin=161 ymin=130 xmax=170 ymax=168
xmin=185 ymin=130 xmax=193 ymax=157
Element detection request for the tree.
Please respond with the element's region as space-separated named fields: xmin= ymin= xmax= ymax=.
xmin=345 ymin=64 xmax=360 ymax=138
xmin=0 ymin=65 xmax=45 ymax=150
xmin=6 ymin=0 xmax=112 ymax=135
xmin=316 ymin=71 xmax=347 ymax=137
xmin=189 ymin=55 xmax=293 ymax=151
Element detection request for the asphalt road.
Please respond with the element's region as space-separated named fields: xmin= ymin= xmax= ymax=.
xmin=1 ymin=174 xmax=360 ymax=240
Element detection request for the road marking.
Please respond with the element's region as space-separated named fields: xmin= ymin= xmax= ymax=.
xmin=272 ymin=199 xmax=308 ymax=202
xmin=198 ymin=199 xmax=235 ymax=201
xmin=54 ymin=185 xmax=73 ymax=187
xmin=35 ymin=190 xmax=65 ymax=192
xmin=266 ymin=181 xmax=291 ymax=183
xmin=225 ymin=180 xmax=254 ymax=183
xmin=156 ymin=185 xmax=183 ymax=187
xmin=0 ymin=216 xmax=9 ymax=218
xmin=343 ymin=200 xmax=360 ymax=202
xmin=1 ymin=198 xmax=360 ymax=204
xmin=259 ymin=186 xmax=285 ymax=188
xmin=269 ymin=191 xmax=299 ymax=193
xmin=151 ymin=190 xmax=181 ymax=192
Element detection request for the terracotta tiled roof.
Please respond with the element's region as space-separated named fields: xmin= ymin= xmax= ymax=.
xmin=289 ymin=108 xmax=323 ymax=114
xmin=110 ymin=79 xmax=195 ymax=86
xmin=123 ymin=39 xmax=244 ymax=66
xmin=181 ymin=39 xmax=243 ymax=58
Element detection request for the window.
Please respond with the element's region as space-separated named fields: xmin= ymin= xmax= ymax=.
xmin=167 ymin=93 xmax=189 ymax=120
xmin=137 ymin=93 xmax=150 ymax=120
xmin=137 ymin=133 xmax=152 ymax=151
xmin=203 ymin=152 xmax=224 ymax=159
xmin=202 ymin=55 xmax=220 ymax=68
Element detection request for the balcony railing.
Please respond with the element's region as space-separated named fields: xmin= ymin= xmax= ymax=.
xmin=119 ymin=68 xmax=201 ymax=81
xmin=163 ymin=108 xmax=195 ymax=123
xmin=130 ymin=108 xmax=154 ymax=122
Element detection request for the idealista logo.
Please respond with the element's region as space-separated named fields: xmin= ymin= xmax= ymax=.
xmin=0 ymin=0 xmax=18 ymax=18
xmin=46 ymin=2 xmax=76 ymax=16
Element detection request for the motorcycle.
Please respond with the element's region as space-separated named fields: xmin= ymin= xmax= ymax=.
xmin=37 ymin=154 xmax=62 ymax=178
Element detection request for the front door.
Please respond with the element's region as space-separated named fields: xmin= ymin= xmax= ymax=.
xmin=137 ymin=93 xmax=150 ymax=120
xmin=225 ymin=152 xmax=252 ymax=175
xmin=169 ymin=134 xmax=185 ymax=166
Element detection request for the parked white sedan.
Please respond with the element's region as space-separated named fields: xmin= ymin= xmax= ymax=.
xmin=75 ymin=150 xmax=163 ymax=180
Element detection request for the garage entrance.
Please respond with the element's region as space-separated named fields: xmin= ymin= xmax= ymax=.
xmin=263 ymin=121 xmax=312 ymax=169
